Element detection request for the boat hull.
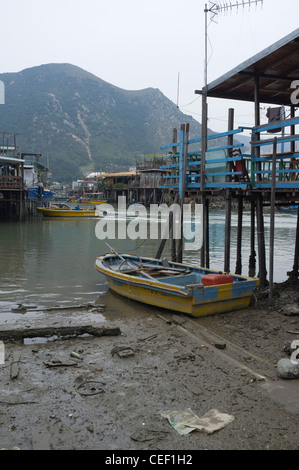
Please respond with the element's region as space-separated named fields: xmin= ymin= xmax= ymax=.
xmin=37 ymin=207 xmax=101 ymax=217
xmin=27 ymin=188 xmax=54 ymax=203
xmin=86 ymin=200 xmax=108 ymax=204
xmin=69 ymin=199 xmax=108 ymax=204
xmin=279 ymin=205 xmax=298 ymax=212
xmin=95 ymin=254 xmax=259 ymax=318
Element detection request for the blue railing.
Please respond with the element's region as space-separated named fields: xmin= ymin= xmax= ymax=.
xmin=159 ymin=126 xmax=251 ymax=193
xmin=251 ymin=116 xmax=299 ymax=189
xmin=159 ymin=117 xmax=299 ymax=192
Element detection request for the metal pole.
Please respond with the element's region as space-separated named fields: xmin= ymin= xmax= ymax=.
xmin=202 ymin=3 xmax=209 ymax=184
xmin=204 ymin=4 xmax=208 ymax=90
xmin=200 ymin=5 xmax=209 ymax=267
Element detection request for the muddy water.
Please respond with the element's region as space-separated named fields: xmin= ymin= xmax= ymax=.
xmin=0 ymin=207 xmax=297 ymax=323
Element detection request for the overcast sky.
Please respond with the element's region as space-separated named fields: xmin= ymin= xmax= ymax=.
xmin=1 ymin=0 xmax=299 ymax=135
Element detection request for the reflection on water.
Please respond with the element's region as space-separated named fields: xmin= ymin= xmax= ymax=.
xmin=0 ymin=208 xmax=297 ymax=321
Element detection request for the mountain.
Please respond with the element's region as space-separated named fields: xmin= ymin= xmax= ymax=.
xmin=0 ymin=64 xmax=203 ymax=182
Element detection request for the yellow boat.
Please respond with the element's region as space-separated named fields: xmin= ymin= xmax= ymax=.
xmin=71 ymin=194 xmax=108 ymax=204
xmin=94 ymin=252 xmax=259 ymax=318
xmin=37 ymin=205 xmax=102 ymax=217
xmin=86 ymin=199 xmax=108 ymax=204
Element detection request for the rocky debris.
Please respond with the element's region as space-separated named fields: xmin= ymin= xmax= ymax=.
xmin=282 ymin=304 xmax=299 ymax=316
xmin=10 ymin=351 xmax=21 ymax=380
xmin=277 ymin=338 xmax=299 ymax=379
xmin=110 ymin=345 xmax=135 ymax=358
xmin=0 ymin=325 xmax=120 ymax=341
xmin=283 ymin=341 xmax=298 ymax=355
xmin=277 ymin=358 xmax=299 ymax=379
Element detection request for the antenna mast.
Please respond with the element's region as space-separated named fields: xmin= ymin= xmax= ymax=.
xmin=204 ymin=0 xmax=263 ymax=87
xmin=209 ymin=0 xmax=264 ymax=20
xmin=201 ymin=0 xmax=263 ymax=188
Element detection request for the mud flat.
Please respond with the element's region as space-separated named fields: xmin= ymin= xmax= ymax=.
xmin=0 ymin=282 xmax=298 ymax=451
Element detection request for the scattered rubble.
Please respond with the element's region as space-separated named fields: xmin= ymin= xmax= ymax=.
xmin=277 ymin=358 xmax=299 ymax=379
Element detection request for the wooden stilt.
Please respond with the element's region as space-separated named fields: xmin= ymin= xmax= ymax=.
xmin=156 ymin=125 xmax=189 ymax=263
xmin=249 ymin=200 xmax=256 ymax=278
xmin=256 ymin=195 xmax=267 ymax=288
xmin=205 ymin=197 xmax=210 ymax=269
xmin=224 ymin=109 xmax=234 ymax=274
xmin=289 ymin=199 xmax=299 ymax=280
xmin=269 ymin=137 xmax=277 ymax=303
xmin=235 ymin=196 xmax=243 ymax=275
xmin=254 ymin=75 xmax=267 ymax=287
xmin=224 ymin=191 xmax=231 ymax=273
xmin=171 ymin=128 xmax=178 ymax=261
xmin=177 ymin=124 xmax=189 ymax=263
xmin=291 ymin=106 xmax=296 ymax=181
xmin=155 ymin=192 xmax=180 ymax=260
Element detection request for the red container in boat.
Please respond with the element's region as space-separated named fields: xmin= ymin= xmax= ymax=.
xmin=201 ymin=273 xmax=234 ymax=286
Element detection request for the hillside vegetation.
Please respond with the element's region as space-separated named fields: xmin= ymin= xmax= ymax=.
xmin=0 ymin=64 xmax=202 ymax=182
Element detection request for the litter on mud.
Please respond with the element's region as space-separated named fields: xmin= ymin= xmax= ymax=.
xmin=160 ymin=408 xmax=235 ymax=435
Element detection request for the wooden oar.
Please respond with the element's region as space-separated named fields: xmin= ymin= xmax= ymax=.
xmin=142 ymin=264 xmax=190 ymax=273
xmin=105 ymin=244 xmax=159 ymax=282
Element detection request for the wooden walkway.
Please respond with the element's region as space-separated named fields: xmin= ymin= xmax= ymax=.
xmin=157 ymin=117 xmax=299 ymax=297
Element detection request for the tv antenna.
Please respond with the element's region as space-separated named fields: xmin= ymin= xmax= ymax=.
xmin=200 ymin=0 xmax=263 ymax=192
xmin=209 ymin=1 xmax=264 ymax=23
xmin=204 ymin=0 xmax=264 ymax=87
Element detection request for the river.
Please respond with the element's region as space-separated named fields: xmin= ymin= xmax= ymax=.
xmin=0 ymin=206 xmax=297 ymax=323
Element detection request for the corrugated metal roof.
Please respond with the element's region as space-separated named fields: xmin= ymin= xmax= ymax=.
xmin=0 ymin=156 xmax=25 ymax=165
xmin=196 ymin=28 xmax=299 ymax=105
xmin=99 ymin=171 xmax=137 ymax=177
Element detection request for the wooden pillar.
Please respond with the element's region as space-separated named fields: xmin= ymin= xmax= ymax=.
xmin=155 ymin=125 xmax=188 ymax=262
xmin=254 ymin=73 xmax=267 ymax=287
xmin=269 ymin=138 xmax=277 ymax=303
xmin=249 ymin=200 xmax=256 ymax=277
xmin=171 ymin=128 xmax=178 ymax=261
xmin=177 ymin=125 xmax=185 ymax=263
xmin=254 ymin=75 xmax=262 ymax=184
xmin=224 ymin=109 xmax=234 ymax=273
xmin=224 ymin=191 xmax=231 ymax=273
xmin=289 ymin=201 xmax=299 ymax=280
xmin=227 ymin=109 xmax=234 ymax=182
xmin=19 ymin=162 xmax=24 ymax=221
xmin=235 ymin=196 xmax=243 ymax=275
xmin=205 ymin=197 xmax=210 ymax=268
xmin=177 ymin=124 xmax=189 ymax=264
xmin=291 ymin=106 xmax=296 ymax=181
xmin=256 ymin=195 xmax=267 ymax=287
xmin=254 ymin=75 xmax=261 ymax=168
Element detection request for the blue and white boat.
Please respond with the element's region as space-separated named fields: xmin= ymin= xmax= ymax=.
xmin=27 ymin=186 xmax=54 ymax=203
